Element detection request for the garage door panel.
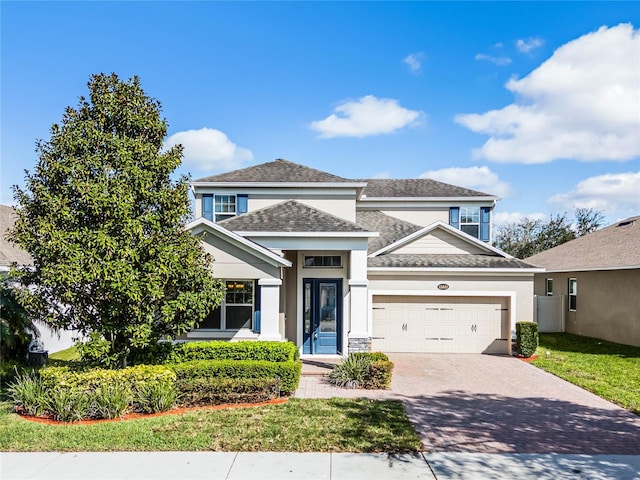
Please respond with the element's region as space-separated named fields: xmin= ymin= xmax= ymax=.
xmin=372 ymin=296 xmax=509 ymax=354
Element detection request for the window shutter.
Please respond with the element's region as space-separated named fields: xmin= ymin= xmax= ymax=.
xmin=480 ymin=207 xmax=491 ymax=242
xmin=202 ymin=194 xmax=213 ymax=221
xmin=449 ymin=207 xmax=460 ymax=229
xmin=253 ymin=280 xmax=261 ymax=333
xmin=237 ymin=194 xmax=248 ymax=214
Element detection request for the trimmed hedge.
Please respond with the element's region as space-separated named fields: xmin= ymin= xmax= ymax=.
xmin=516 ymin=321 xmax=539 ymax=358
xmin=170 ymin=359 xmax=302 ymax=394
xmin=176 ymin=377 xmax=281 ymax=406
xmin=130 ymin=340 xmax=299 ymax=365
xmin=38 ymin=365 xmax=176 ymax=393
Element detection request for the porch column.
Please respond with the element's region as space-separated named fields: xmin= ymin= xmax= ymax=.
xmin=258 ymin=278 xmax=283 ymax=341
xmin=348 ymin=250 xmax=370 ymax=352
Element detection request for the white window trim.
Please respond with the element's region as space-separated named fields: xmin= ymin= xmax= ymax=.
xmin=214 ymin=194 xmax=237 ymax=223
xmin=568 ymin=278 xmax=577 ymax=311
xmin=199 ymin=279 xmax=254 ymax=330
xmin=545 ymin=278 xmax=553 ymax=296
xmin=459 ymin=206 xmax=480 ymax=238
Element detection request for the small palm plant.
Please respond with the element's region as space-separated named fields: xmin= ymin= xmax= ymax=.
xmin=328 ymin=354 xmax=372 ymax=389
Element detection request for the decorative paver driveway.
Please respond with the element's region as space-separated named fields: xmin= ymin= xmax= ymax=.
xmin=387 ymin=353 xmax=640 ymax=454
xmin=296 ymin=354 xmax=640 ymax=454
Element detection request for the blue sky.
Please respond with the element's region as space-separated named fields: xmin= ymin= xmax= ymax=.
xmin=2 ymin=1 xmax=639 ymax=226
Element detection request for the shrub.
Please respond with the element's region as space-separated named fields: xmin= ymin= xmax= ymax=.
xmin=134 ymin=380 xmax=177 ymax=413
xmin=516 ymin=321 xmax=539 ymax=358
xmin=46 ymin=387 xmax=93 ymax=422
xmin=176 ymin=377 xmax=280 ymax=407
xmin=7 ymin=372 xmax=48 ymax=417
xmin=90 ymin=381 xmax=132 ymax=419
xmin=328 ymin=352 xmax=394 ymax=389
xmin=328 ymin=354 xmax=371 ymax=388
xmin=170 ymin=359 xmax=301 ymax=394
xmin=39 ymin=364 xmax=176 ymax=393
xmin=130 ymin=340 xmax=299 ymax=365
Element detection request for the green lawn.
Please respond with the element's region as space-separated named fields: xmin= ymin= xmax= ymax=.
xmin=48 ymin=346 xmax=80 ymax=362
xmin=0 ymin=398 xmax=421 ymax=452
xmin=532 ymin=333 xmax=640 ymax=414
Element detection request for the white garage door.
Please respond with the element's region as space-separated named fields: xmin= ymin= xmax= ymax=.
xmin=372 ymin=296 xmax=509 ymax=354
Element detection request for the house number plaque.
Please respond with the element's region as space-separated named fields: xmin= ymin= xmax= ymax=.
xmin=437 ymin=283 xmax=449 ymax=290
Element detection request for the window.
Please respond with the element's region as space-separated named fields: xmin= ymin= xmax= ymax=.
xmin=449 ymin=206 xmax=491 ymax=241
xmin=304 ymin=255 xmax=342 ymax=268
xmin=202 ymin=194 xmax=248 ymax=222
xmin=460 ymin=207 xmax=480 ymax=238
xmin=214 ymin=195 xmax=236 ymax=222
xmin=199 ymin=280 xmax=254 ymax=329
xmin=545 ymin=278 xmax=553 ymax=296
xmin=568 ymin=278 xmax=577 ymax=311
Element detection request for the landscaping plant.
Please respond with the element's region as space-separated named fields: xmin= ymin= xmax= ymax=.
xmin=516 ymin=321 xmax=539 ymax=358
xmin=329 ymin=352 xmax=394 ymax=389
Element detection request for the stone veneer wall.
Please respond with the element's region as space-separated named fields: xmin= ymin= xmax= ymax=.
xmin=348 ymin=337 xmax=372 ymax=353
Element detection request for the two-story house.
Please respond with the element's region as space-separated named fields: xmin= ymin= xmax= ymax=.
xmin=186 ymin=159 xmax=540 ymax=356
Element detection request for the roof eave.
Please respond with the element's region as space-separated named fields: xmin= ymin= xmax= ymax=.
xmin=190 ymin=181 xmax=368 ymax=189
xmin=236 ymin=231 xmax=379 ymax=238
xmin=359 ymin=196 xmax=500 ymax=202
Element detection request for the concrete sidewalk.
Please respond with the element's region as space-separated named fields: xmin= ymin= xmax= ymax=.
xmin=2 ymin=451 xmax=640 ymax=480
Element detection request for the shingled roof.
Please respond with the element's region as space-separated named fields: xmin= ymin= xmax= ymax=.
xmin=1 ymin=205 xmax=32 ymax=268
xmin=359 ymin=179 xmax=496 ymax=198
xmin=526 ymin=216 xmax=640 ymax=271
xmin=217 ymin=200 xmax=372 ymax=234
xmin=368 ymin=253 xmax=537 ymax=269
xmin=193 ymin=159 xmax=358 ymax=184
xmin=356 ymin=210 xmax=422 ymax=254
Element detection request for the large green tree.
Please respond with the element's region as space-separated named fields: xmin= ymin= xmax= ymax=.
xmin=9 ymin=73 xmax=223 ymax=367
xmin=494 ymin=208 xmax=604 ymax=259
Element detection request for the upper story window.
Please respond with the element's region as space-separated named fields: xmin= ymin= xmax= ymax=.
xmin=545 ymin=278 xmax=553 ymax=296
xmin=449 ymin=206 xmax=491 ymax=242
xmin=202 ymin=194 xmax=248 ymax=222
xmin=568 ymin=278 xmax=577 ymax=311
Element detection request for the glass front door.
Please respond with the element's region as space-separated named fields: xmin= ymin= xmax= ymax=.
xmin=303 ymin=279 xmax=342 ymax=354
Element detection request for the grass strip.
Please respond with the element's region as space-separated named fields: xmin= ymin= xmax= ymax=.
xmin=533 ymin=333 xmax=640 ymax=414
xmin=0 ymin=398 xmax=421 ymax=452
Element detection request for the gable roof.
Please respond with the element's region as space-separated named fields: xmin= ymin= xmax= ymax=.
xmin=0 ymin=205 xmax=32 ymax=268
xmin=217 ymin=200 xmax=376 ymax=236
xmin=526 ymin=216 xmax=640 ymax=271
xmin=359 ymin=179 xmax=498 ymax=199
xmin=193 ymin=159 xmax=361 ymax=185
xmin=368 ymin=220 xmax=510 ymax=258
xmin=185 ymin=217 xmax=292 ymax=267
xmin=356 ymin=210 xmax=422 ymax=254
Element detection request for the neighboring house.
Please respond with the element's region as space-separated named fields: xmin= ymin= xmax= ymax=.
xmin=526 ymin=216 xmax=640 ymax=348
xmin=186 ymin=159 xmax=540 ymax=356
xmin=1 ymin=204 xmax=77 ymax=353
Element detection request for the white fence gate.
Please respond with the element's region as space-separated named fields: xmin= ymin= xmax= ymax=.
xmin=534 ymin=295 xmax=565 ymax=332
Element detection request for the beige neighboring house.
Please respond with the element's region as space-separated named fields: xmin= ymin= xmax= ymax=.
xmin=526 ymin=216 xmax=640 ymax=347
xmin=1 ymin=204 xmax=77 ymax=353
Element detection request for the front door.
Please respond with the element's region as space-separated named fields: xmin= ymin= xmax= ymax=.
xmin=303 ymin=279 xmax=342 ymax=354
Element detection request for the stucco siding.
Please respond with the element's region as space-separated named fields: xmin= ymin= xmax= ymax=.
xmin=393 ymin=229 xmax=487 ymax=255
xmin=375 ymin=208 xmax=448 ymax=227
xmin=249 ymin=196 xmax=356 ymax=222
xmin=534 ymin=269 xmax=640 ymax=347
xmin=368 ymin=273 xmax=534 ymax=325
xmin=201 ymin=235 xmax=281 ymax=280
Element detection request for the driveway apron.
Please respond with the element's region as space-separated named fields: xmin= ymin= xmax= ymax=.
xmin=386 ymin=353 xmax=640 ymax=454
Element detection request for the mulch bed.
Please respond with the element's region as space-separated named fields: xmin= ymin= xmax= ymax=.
xmin=517 ymin=355 xmax=538 ymax=363
xmin=16 ymin=398 xmax=289 ymax=426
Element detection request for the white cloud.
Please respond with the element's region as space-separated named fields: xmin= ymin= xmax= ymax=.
xmin=475 ymin=53 xmax=512 ymax=66
xmin=403 ymin=52 xmax=425 ymax=74
xmin=456 ymin=24 xmax=640 ymax=164
xmin=516 ymin=37 xmax=544 ymax=53
xmin=547 ymin=172 xmax=640 ymax=218
xmin=310 ymin=95 xmax=422 ymax=139
xmin=419 ymin=166 xmax=512 ymax=197
xmin=371 ymin=171 xmax=391 ymax=179
xmin=164 ymin=128 xmax=253 ymax=171
xmin=494 ymin=211 xmax=547 ymax=225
